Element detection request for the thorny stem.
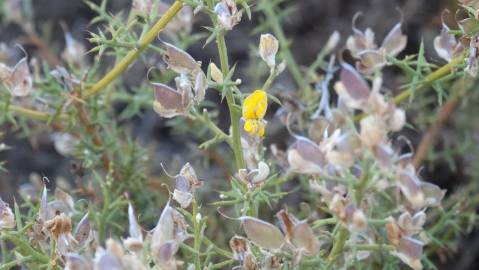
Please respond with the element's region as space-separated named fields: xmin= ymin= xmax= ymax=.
xmin=2 ymin=1 xmax=183 ymax=121
xmin=354 ymin=57 xmax=464 ymax=122
xmin=352 ymin=244 xmax=395 ymax=252
xmin=83 ymin=1 xmax=183 ymax=98
xmin=259 ymin=0 xmax=311 ymax=98
xmin=192 ymin=200 xmax=202 ymax=270
xmin=216 ymin=32 xmax=246 ymax=169
xmin=0 ymin=255 xmax=33 ymax=270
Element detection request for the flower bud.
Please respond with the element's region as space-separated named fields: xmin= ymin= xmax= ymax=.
xmin=259 ymin=33 xmax=279 ymax=69
xmin=240 ymin=216 xmax=284 ymax=250
xmin=209 ymin=62 xmax=224 ymax=83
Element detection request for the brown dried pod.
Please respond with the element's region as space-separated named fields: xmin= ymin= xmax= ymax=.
xmin=391 ymin=236 xmax=424 ymax=270
xmin=290 ymin=221 xmax=319 ymax=256
xmin=162 ymin=42 xmax=200 ymax=74
xmin=287 ymin=136 xmax=326 ymax=174
xmin=397 ymin=171 xmax=425 ymax=209
xmin=230 ymin=236 xmax=258 ymax=269
xmin=240 ymin=216 xmax=284 ymax=250
xmin=44 ymin=213 xmax=72 ymax=239
xmin=397 ymin=211 xmax=426 ymax=236
xmin=74 ymin=212 xmax=91 ymax=247
xmin=152 ymin=82 xmax=190 ymax=118
xmin=386 ymin=217 xmax=403 ymax=246
xmin=334 ymin=63 xmax=370 ymax=109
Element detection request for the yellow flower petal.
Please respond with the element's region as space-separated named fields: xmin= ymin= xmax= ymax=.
xmin=242 ymin=90 xmax=268 ymax=120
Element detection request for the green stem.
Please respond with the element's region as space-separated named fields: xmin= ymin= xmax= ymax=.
xmin=216 ymin=33 xmax=245 ymax=169
xmin=83 ymin=1 xmax=183 ymax=98
xmin=3 ymin=1 xmax=183 ymax=121
xmin=327 ymin=226 xmax=349 ymax=262
xmin=0 ymin=256 xmax=33 ymax=270
xmin=192 ymin=200 xmax=202 ymax=270
xmin=352 ymin=244 xmax=394 ymax=252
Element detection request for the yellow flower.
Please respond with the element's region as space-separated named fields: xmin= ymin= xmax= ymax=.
xmin=244 ymin=119 xmax=266 ymax=137
xmin=242 ymin=90 xmax=267 ymax=120
xmin=242 ymin=89 xmax=268 ymax=136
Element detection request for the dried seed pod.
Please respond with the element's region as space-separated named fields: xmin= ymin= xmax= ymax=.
xmin=162 ymin=42 xmax=200 ymax=74
xmin=240 ymin=216 xmax=284 ymax=250
xmin=259 ymin=33 xmax=279 ymax=69
xmin=0 ymin=57 xmax=33 ymax=97
xmin=214 ymin=0 xmax=243 ymax=30
xmin=335 ymin=63 xmax=370 ymax=109
xmin=397 ymin=171 xmax=425 ymax=210
xmin=94 ymin=246 xmax=123 ymax=270
xmin=397 ymin=211 xmax=426 ymax=236
xmin=391 ymin=236 xmax=424 ymax=270
xmin=172 ymin=163 xmax=202 ymax=208
xmin=381 ymin=22 xmax=407 ymax=57
xmin=420 ymin=182 xmax=445 ymax=208
xmin=230 ymin=236 xmax=258 ymax=269
xmin=287 ymin=136 xmax=326 ymax=174
xmin=151 ymin=203 xmax=187 ymax=267
xmin=74 ymin=212 xmax=91 ymax=247
xmin=346 ymin=14 xmax=377 ymax=58
xmin=355 ymin=49 xmax=387 ymax=75
xmin=386 ymin=217 xmax=402 ymax=246
xmin=434 ymin=12 xmax=464 ymax=62
xmin=290 ymin=221 xmax=319 ymax=256
xmin=123 ymin=203 xmax=143 ymax=251
xmin=0 ymin=197 xmax=15 ymax=230
xmin=152 ymin=82 xmax=190 ymax=118
xmin=193 ymin=70 xmax=207 ymax=102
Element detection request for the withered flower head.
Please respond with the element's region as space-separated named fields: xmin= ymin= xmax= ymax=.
xmin=214 ymin=0 xmax=243 ymax=30
xmin=44 ymin=213 xmax=72 ymax=239
xmin=259 ymin=33 xmax=279 ymax=69
xmin=172 ymin=163 xmax=203 ymax=208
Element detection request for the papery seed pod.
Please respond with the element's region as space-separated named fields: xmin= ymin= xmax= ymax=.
xmin=346 ymin=14 xmax=378 ymax=58
xmin=214 ymin=0 xmax=243 ymax=31
xmin=290 ymin=221 xmax=319 ymax=255
xmin=373 ymin=143 xmax=395 ymax=169
xmin=359 ymin=115 xmax=386 ymax=148
xmin=287 ymin=136 xmax=326 ymax=174
xmin=397 ymin=171 xmax=425 ymax=209
xmin=74 ymin=212 xmax=91 ymax=247
xmin=162 ymin=42 xmax=200 ymax=74
xmin=308 ymin=116 xmax=334 ymax=143
xmin=420 ymin=182 xmax=446 ymax=208
xmin=230 ymin=235 xmax=258 ymax=269
xmin=386 ymin=217 xmax=402 ymax=246
xmin=391 ymin=236 xmax=424 ymax=270
xmin=355 ymin=49 xmax=387 ymax=75
xmin=381 ymin=21 xmax=407 ymax=57
xmin=335 ymin=63 xmax=370 ymax=109
xmin=44 ymin=213 xmax=72 ymax=239
xmin=240 ymin=216 xmax=284 ymax=250
xmin=259 ymin=33 xmax=279 ymax=69
xmin=209 ymin=62 xmax=224 ymax=83
xmin=398 ymin=211 xmax=426 ymax=236
xmin=250 ymin=161 xmax=270 ymax=185
xmin=151 ymin=203 xmax=187 ymax=267
xmin=0 ymin=197 xmax=15 ymax=230
xmin=0 ymin=57 xmax=33 ymax=97
xmin=322 ymin=130 xmax=360 ymax=168
xmin=172 ymin=163 xmax=202 ymax=208
xmin=261 ymin=254 xmax=282 ymax=270
xmin=123 ymin=203 xmax=143 ymax=251
xmin=65 ymin=253 xmax=93 ymax=270
xmin=434 ymin=12 xmax=464 ymax=62
xmin=193 ymin=70 xmax=207 ymax=102
xmin=152 ymin=82 xmax=190 ymax=118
